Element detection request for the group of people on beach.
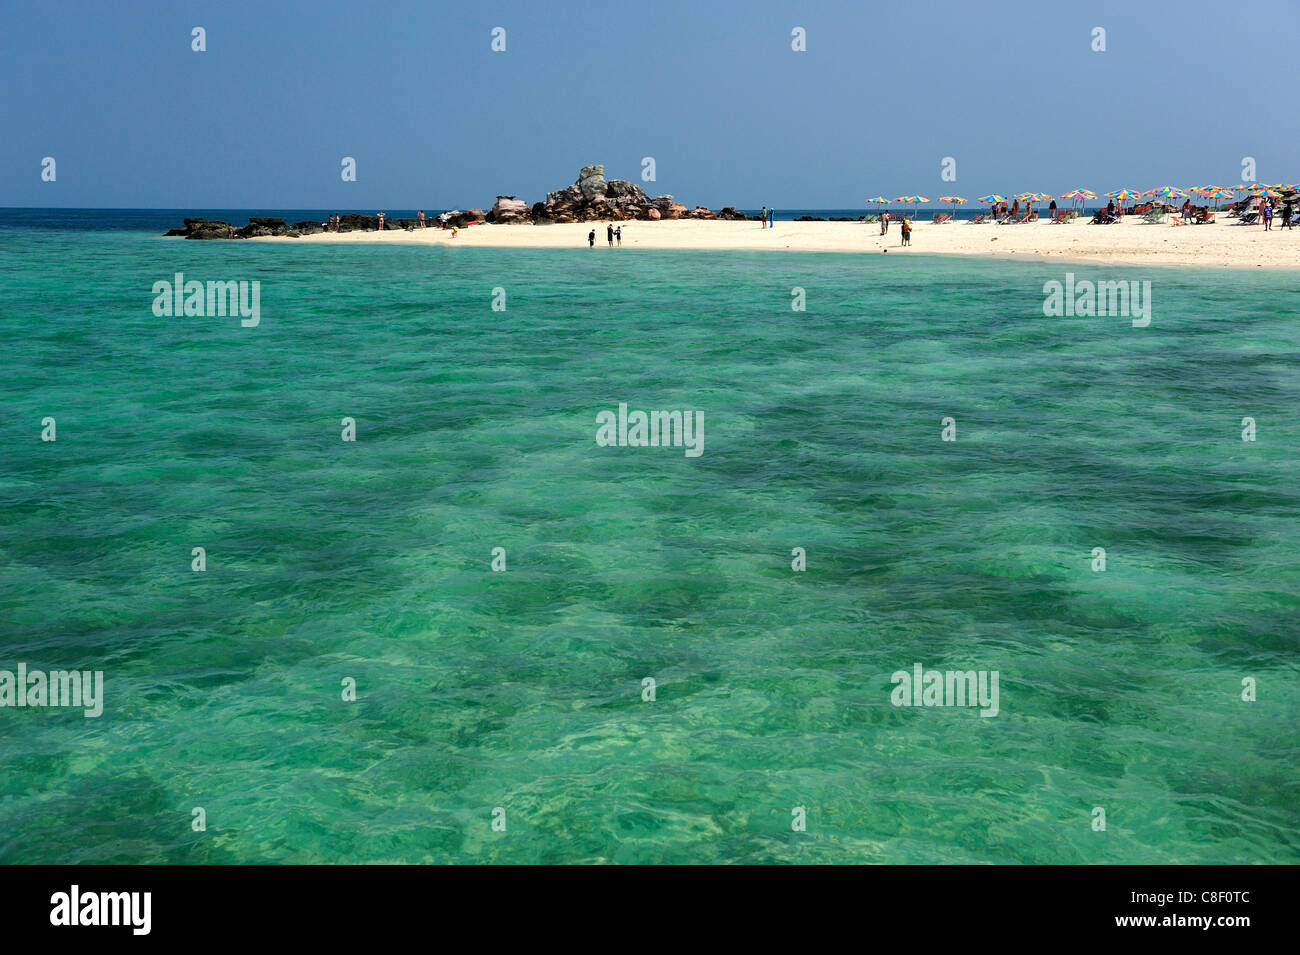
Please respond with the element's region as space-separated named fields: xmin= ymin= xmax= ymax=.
xmin=322 ymin=210 xmax=461 ymax=232
xmin=875 ymin=209 xmax=912 ymax=245
xmin=588 ymin=224 xmax=624 ymax=247
xmin=758 ymin=207 xmax=776 ymax=228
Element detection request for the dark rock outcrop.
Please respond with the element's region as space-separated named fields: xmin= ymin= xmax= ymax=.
xmin=166 ymin=163 xmax=747 ymax=236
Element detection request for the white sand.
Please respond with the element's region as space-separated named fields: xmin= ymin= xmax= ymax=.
xmin=255 ymin=216 xmax=1300 ymax=270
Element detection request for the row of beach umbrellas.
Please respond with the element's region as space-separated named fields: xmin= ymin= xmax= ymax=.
xmin=865 ymin=183 xmax=1297 ymax=217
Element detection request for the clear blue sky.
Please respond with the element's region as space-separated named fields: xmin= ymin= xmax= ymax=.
xmin=3 ymin=0 xmax=1297 ymax=208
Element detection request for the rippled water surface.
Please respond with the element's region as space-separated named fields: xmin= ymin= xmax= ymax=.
xmin=1 ymin=228 xmax=1297 ymax=862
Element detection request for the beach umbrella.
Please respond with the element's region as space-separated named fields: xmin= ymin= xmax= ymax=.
xmin=1148 ymin=187 xmax=1189 ymax=201
xmin=894 ymin=196 xmax=927 ymax=219
xmin=977 ymin=194 xmax=1005 ymax=216
xmin=1206 ymin=187 xmax=1235 ymax=209
xmin=866 ymin=196 xmax=889 ymax=204
xmin=937 ymin=195 xmax=966 ymax=219
xmin=1060 ymin=189 xmax=1096 ymax=216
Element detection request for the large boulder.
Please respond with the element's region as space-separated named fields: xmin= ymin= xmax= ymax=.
xmin=249 ymin=217 xmax=287 ymax=229
xmin=339 ymin=213 xmax=379 ymax=231
xmin=577 ymin=164 xmax=607 ymax=200
xmin=606 ymin=179 xmax=648 ymax=203
xmin=490 ymin=196 xmax=530 ymax=221
xmin=292 ymin=220 xmax=325 ymax=235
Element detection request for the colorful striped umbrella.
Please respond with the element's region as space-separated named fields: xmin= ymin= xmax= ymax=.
xmin=1249 ymin=186 xmax=1282 ymax=198
xmin=1106 ymin=189 xmax=1140 ymax=201
xmin=1205 ymin=187 xmax=1235 ymax=209
xmin=1147 ymin=186 xmax=1189 ymax=200
xmin=936 ymin=195 xmax=966 ymax=219
xmin=1059 ymin=189 xmax=1096 ymax=216
xmin=865 ymin=196 xmax=888 ymax=204
xmin=894 ymin=196 xmax=928 ymax=219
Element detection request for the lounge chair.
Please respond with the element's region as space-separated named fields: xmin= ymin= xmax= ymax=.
xmin=1169 ymin=214 xmax=1188 ymax=226
xmin=1051 ymin=209 xmax=1074 ymax=223
xmin=931 ymin=213 xmax=951 ymax=224
xmin=969 ymin=214 xmax=985 ymax=224
xmin=1143 ymin=209 xmax=1165 ymax=224
xmin=1090 ymin=211 xmax=1117 ymax=224
xmin=1237 ymin=211 xmax=1259 ymax=225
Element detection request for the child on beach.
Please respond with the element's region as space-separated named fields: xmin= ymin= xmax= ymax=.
xmin=451 ymin=226 xmax=458 ymax=239
xmin=900 ymin=218 xmax=912 ymax=247
xmin=615 ymin=226 xmax=622 ymax=246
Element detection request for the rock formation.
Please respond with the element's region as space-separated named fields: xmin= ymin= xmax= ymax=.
xmin=165 ymin=164 xmax=758 ymax=237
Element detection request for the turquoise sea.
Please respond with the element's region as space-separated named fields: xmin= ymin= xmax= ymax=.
xmin=1 ymin=218 xmax=1297 ymax=864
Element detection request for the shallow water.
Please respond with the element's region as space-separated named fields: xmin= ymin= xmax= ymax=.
xmin=1 ymin=229 xmax=1297 ymax=863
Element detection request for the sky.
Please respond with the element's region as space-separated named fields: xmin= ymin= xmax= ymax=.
xmin=3 ymin=0 xmax=1298 ymax=209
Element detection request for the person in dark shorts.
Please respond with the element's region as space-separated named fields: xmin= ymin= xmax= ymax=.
xmin=900 ymin=217 xmax=911 ymax=246
xmin=588 ymin=229 xmax=595 ymax=247
xmin=607 ymin=224 xmax=614 ymax=246
xmin=615 ymin=226 xmax=622 ymax=246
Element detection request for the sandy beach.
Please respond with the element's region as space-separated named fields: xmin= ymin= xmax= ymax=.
xmin=254 ymin=216 xmax=1300 ymax=270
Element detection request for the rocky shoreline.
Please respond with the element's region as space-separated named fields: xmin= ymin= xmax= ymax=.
xmin=165 ymin=164 xmax=761 ymax=239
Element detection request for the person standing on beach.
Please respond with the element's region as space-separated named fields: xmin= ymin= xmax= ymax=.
xmin=1263 ymin=200 xmax=1273 ymax=231
xmin=607 ymin=223 xmax=614 ymax=247
xmin=418 ymin=210 xmax=425 ymax=229
xmin=769 ymin=208 xmax=775 ymax=229
xmin=1049 ymin=199 xmax=1057 ymax=219
xmin=588 ymin=229 xmax=595 ymax=248
xmin=760 ymin=206 xmax=767 ymax=227
xmin=377 ymin=212 xmax=385 ymax=231
xmin=900 ymin=217 xmax=911 ymax=247
xmin=1281 ymin=199 xmax=1294 ymax=229
xmin=615 ymin=226 xmax=622 ymax=246
xmin=881 ymin=208 xmax=889 ymax=234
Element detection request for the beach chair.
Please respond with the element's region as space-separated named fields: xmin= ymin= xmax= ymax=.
xmin=968 ymin=214 xmax=985 ymax=224
xmin=1169 ymin=214 xmax=1188 ymax=226
xmin=931 ymin=213 xmax=951 ymax=224
xmin=1143 ymin=209 xmax=1165 ymax=224
xmin=1237 ymin=211 xmax=1259 ymax=225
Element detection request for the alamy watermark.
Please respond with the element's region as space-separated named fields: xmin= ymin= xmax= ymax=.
xmin=50 ymin=885 xmax=150 ymax=935
xmin=890 ymin=663 xmax=999 ymax=717
xmin=1043 ymin=272 xmax=1151 ymax=327
xmin=152 ymin=272 xmax=260 ymax=327
xmin=1 ymin=663 xmax=103 ymax=717
xmin=595 ymin=402 xmax=704 ymax=457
